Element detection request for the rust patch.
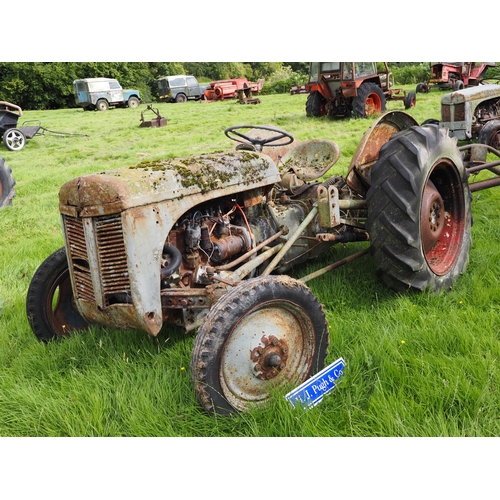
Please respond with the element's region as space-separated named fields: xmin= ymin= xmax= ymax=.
xmin=250 ymin=335 xmax=289 ymax=379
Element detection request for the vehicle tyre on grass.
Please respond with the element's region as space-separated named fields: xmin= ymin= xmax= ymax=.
xmin=127 ymin=96 xmax=140 ymax=108
xmin=306 ymin=91 xmax=326 ymax=117
xmin=190 ymin=274 xmax=329 ymax=415
xmin=3 ymin=128 xmax=26 ymax=151
xmin=353 ymin=83 xmax=386 ymax=118
xmin=478 ymin=119 xmax=500 ymax=149
xmin=26 ymin=247 xmax=90 ymax=342
xmin=0 ymin=156 xmax=15 ymax=208
xmin=366 ymin=124 xmax=472 ymax=293
xmin=96 ymin=99 xmax=109 ymax=111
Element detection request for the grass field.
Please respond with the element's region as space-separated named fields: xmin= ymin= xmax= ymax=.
xmin=1 ymin=87 xmax=499 ymax=442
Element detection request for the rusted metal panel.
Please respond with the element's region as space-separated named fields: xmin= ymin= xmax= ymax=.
xmin=346 ymin=111 xmax=418 ymax=195
xmin=59 ymin=151 xmax=281 ymax=217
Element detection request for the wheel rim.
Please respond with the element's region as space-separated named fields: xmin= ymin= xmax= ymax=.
xmin=421 ymin=159 xmax=465 ymax=275
xmin=488 ymin=130 xmax=500 ymax=149
xmin=45 ymin=267 xmax=85 ymax=337
xmin=5 ymin=130 xmax=25 ymax=150
xmin=365 ymin=93 xmax=382 ymax=115
xmin=219 ymin=299 xmax=315 ymax=411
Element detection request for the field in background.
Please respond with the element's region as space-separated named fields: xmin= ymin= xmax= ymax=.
xmin=1 ymin=88 xmax=499 ymax=437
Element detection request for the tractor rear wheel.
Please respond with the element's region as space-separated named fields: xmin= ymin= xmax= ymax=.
xmin=478 ymin=119 xmax=500 ymax=149
xmin=353 ymin=83 xmax=386 ymax=118
xmin=0 ymin=156 xmax=16 ymax=208
xmin=306 ymin=91 xmax=325 ymax=117
xmin=366 ymin=124 xmax=472 ymax=293
xmin=416 ymin=83 xmax=429 ymax=93
xmin=26 ymin=247 xmax=90 ymax=342
xmin=191 ymin=275 xmax=329 ymax=415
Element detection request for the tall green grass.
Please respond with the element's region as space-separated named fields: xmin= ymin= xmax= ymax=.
xmin=1 ymin=89 xmax=499 ymax=437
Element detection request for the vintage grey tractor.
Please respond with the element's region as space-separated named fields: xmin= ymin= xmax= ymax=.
xmin=26 ymin=112 xmax=500 ymax=415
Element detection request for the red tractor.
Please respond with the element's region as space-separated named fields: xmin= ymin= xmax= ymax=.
xmin=416 ymin=62 xmax=496 ymax=93
xmin=305 ymin=62 xmax=416 ymax=118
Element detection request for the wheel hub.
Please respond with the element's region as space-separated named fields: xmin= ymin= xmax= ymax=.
xmin=421 ymin=179 xmax=445 ymax=254
xmin=250 ymin=335 xmax=289 ymax=379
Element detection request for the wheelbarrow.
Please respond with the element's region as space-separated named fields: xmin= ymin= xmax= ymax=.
xmin=0 ymin=101 xmax=88 ymax=151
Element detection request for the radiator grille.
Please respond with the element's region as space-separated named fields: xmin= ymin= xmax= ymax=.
xmin=442 ymin=103 xmax=465 ymax=123
xmin=64 ymin=215 xmax=95 ymax=302
xmin=454 ymin=103 xmax=465 ymax=122
xmin=94 ymin=216 xmax=131 ymax=304
xmin=63 ymin=214 xmax=131 ymax=306
xmin=441 ymin=104 xmax=450 ymax=122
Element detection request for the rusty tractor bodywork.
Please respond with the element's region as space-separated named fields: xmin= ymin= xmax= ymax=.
xmin=416 ymin=62 xmax=497 ymax=93
xmin=26 ymin=112 xmax=500 ymax=415
xmin=305 ymin=62 xmax=416 ymax=119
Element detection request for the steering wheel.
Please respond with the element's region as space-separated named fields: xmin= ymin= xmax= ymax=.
xmin=224 ymin=125 xmax=294 ymax=152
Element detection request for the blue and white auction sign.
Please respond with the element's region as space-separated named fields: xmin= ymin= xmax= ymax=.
xmin=285 ymin=357 xmax=345 ymax=410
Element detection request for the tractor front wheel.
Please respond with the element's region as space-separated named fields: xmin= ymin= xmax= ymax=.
xmin=190 ymin=275 xmax=329 ymax=415
xmin=0 ymin=156 xmax=16 ymax=208
xmin=26 ymin=247 xmax=90 ymax=342
xmin=366 ymin=124 xmax=472 ymax=293
xmin=353 ymin=83 xmax=386 ymax=118
xmin=306 ymin=91 xmax=325 ymax=117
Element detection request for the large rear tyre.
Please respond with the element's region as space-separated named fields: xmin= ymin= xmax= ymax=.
xmin=366 ymin=124 xmax=472 ymax=293
xmin=0 ymin=156 xmax=16 ymax=208
xmin=353 ymin=82 xmax=386 ymax=118
xmin=416 ymin=83 xmax=429 ymax=93
xmin=478 ymin=119 xmax=500 ymax=149
xmin=26 ymin=247 xmax=90 ymax=342
xmin=306 ymin=91 xmax=325 ymax=117
xmin=191 ymin=275 xmax=329 ymax=415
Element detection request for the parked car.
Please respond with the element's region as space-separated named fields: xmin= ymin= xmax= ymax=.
xmin=157 ymin=75 xmax=209 ymax=103
xmin=73 ymin=78 xmax=141 ymax=111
